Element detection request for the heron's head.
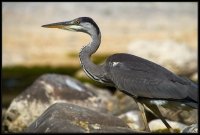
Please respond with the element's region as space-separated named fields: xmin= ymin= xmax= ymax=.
xmin=42 ymin=17 xmax=100 ymax=35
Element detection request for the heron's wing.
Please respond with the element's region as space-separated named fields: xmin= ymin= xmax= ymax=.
xmin=105 ymin=53 xmax=196 ymax=101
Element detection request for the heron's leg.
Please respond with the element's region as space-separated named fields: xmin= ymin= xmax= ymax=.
xmin=134 ymin=99 xmax=151 ymax=132
xmin=143 ymin=102 xmax=173 ymax=131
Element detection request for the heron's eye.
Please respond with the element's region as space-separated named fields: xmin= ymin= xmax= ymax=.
xmin=74 ymin=19 xmax=80 ymax=24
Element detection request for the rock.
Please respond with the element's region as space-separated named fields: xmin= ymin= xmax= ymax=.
xmin=3 ymin=74 xmax=113 ymax=132
xmin=158 ymin=106 xmax=198 ymax=125
xmin=24 ymin=103 xmax=140 ymax=133
xmin=182 ymin=124 xmax=198 ymax=133
xmin=127 ymin=40 xmax=197 ymax=76
xmin=84 ymin=83 xmax=119 ymax=113
xmin=148 ymin=119 xmax=188 ymax=132
xmin=190 ymin=72 xmax=198 ymax=82
xmin=108 ymin=91 xmax=146 ymax=131
xmin=118 ymin=110 xmax=145 ymax=131
xmin=2 ymin=108 xmax=7 ymax=119
xmin=111 ymin=91 xmax=138 ymax=115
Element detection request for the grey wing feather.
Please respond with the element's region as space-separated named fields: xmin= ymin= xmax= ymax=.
xmin=104 ymin=53 xmax=197 ymax=102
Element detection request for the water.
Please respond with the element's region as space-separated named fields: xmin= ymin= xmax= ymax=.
xmin=2 ymin=65 xmax=80 ymax=108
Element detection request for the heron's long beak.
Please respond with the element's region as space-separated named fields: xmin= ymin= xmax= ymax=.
xmin=42 ymin=21 xmax=71 ymax=29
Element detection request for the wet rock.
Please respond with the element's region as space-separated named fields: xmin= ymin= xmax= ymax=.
xmin=182 ymin=124 xmax=198 ymax=133
xmin=127 ymin=40 xmax=197 ymax=76
xmin=24 ymin=103 xmax=140 ymax=133
xmin=148 ymin=119 xmax=187 ymax=132
xmin=3 ymin=74 xmax=113 ymax=132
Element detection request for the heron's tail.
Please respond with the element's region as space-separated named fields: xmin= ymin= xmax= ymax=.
xmin=185 ymin=82 xmax=198 ymax=109
xmin=185 ymin=102 xmax=198 ymax=108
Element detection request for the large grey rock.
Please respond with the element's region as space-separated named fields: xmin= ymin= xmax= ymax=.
xmin=127 ymin=40 xmax=197 ymax=76
xmin=24 ymin=103 xmax=139 ymax=133
xmin=3 ymin=74 xmax=113 ymax=132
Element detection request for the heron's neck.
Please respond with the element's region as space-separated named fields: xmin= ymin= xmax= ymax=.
xmin=79 ymin=32 xmax=104 ymax=81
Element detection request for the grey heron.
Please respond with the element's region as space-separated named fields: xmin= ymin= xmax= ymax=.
xmin=42 ymin=17 xmax=198 ymax=132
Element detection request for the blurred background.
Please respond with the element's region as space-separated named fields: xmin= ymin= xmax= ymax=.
xmin=2 ymin=2 xmax=198 ymax=108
